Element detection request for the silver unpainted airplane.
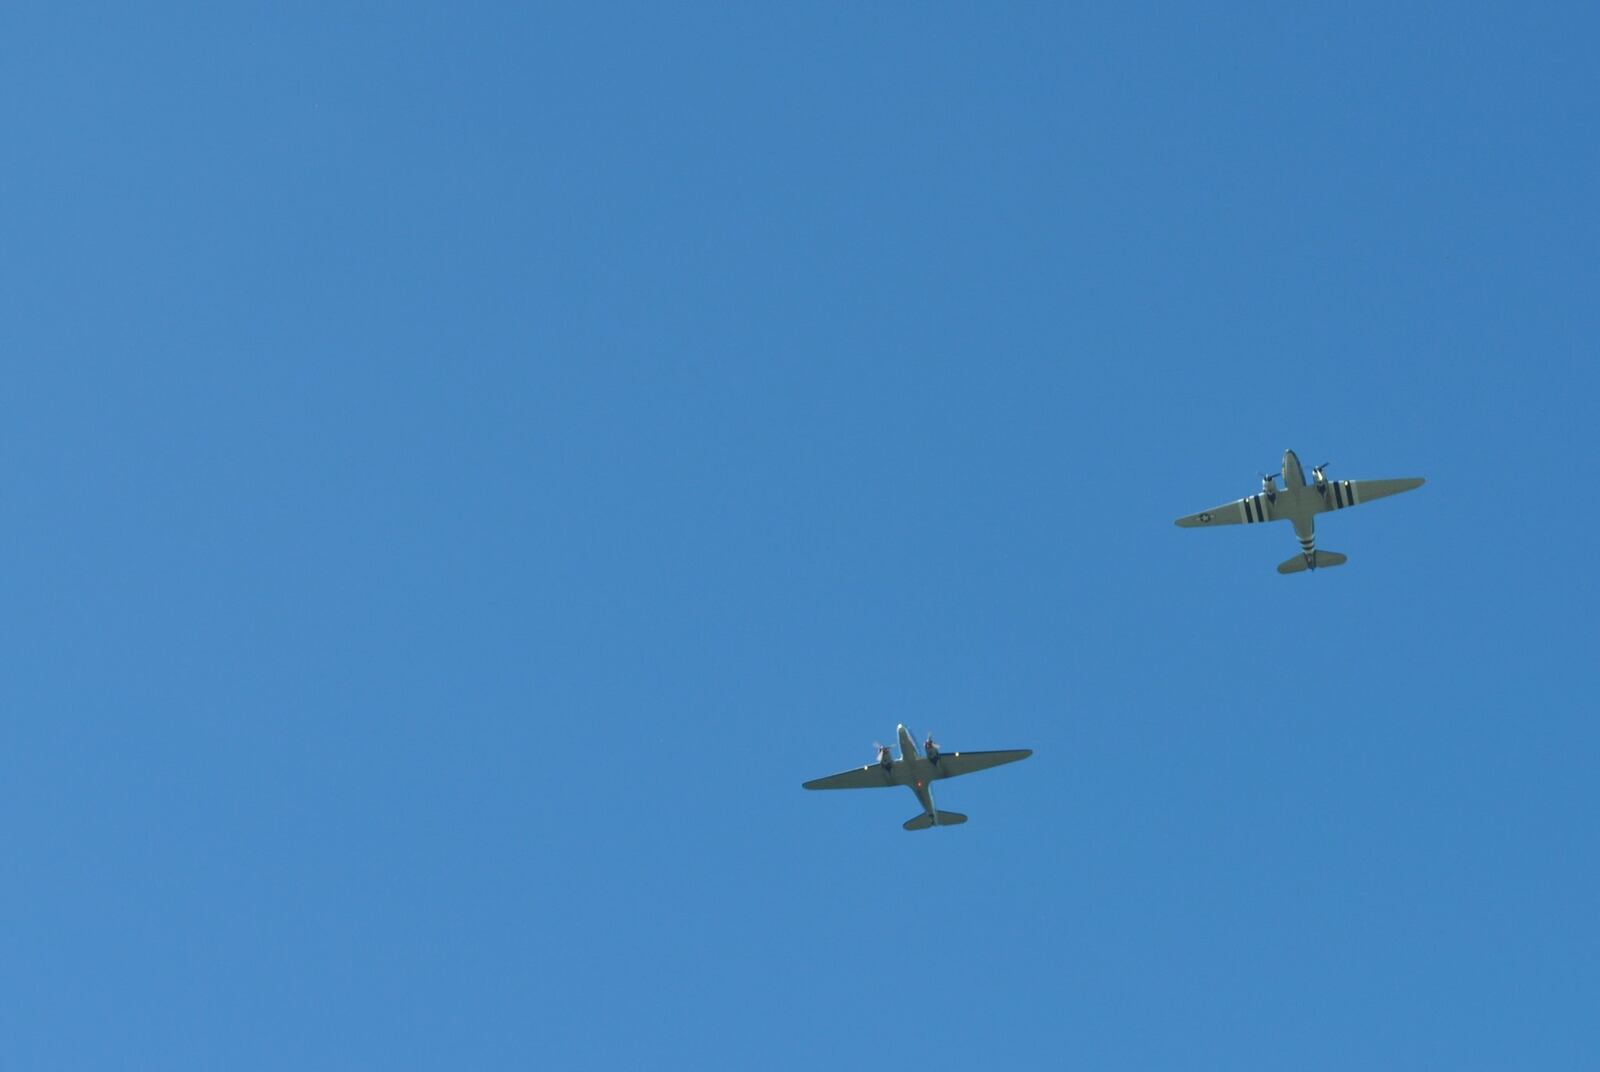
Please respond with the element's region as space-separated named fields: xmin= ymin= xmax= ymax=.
xmin=802 ymin=725 xmax=1032 ymax=830
xmin=1175 ymin=449 xmax=1424 ymax=573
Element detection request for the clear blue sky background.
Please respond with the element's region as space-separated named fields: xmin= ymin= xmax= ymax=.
xmin=4 ymin=4 xmax=1597 ymax=1068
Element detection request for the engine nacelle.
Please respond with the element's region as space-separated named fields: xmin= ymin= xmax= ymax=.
xmin=1260 ymin=474 xmax=1279 ymax=499
xmin=924 ymin=736 xmax=941 ymax=760
xmin=877 ymin=745 xmax=893 ymax=769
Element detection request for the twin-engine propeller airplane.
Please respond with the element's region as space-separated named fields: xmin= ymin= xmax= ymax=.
xmin=802 ymin=725 xmax=1032 ymax=830
xmin=1175 ymin=449 xmax=1424 ymax=573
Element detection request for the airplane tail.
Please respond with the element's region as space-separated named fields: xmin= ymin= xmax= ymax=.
xmin=1277 ymin=550 xmax=1348 ymax=574
xmin=903 ymin=811 xmax=968 ymax=831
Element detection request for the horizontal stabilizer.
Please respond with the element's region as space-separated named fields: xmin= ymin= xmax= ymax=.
xmin=1277 ymin=550 xmax=1348 ymax=574
xmin=903 ymin=811 xmax=968 ymax=831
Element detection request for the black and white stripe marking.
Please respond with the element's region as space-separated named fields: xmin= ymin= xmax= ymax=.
xmin=1297 ymin=530 xmax=1317 ymax=568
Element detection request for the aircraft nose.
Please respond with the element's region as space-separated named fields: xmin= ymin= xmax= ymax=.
xmin=896 ymin=723 xmax=906 ymax=733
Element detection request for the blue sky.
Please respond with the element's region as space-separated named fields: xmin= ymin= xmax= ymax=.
xmin=4 ymin=4 xmax=1597 ymax=1068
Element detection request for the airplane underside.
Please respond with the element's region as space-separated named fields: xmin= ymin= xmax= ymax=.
xmin=1174 ymin=450 xmax=1424 ymax=574
xmin=802 ymin=726 xmax=1033 ymax=830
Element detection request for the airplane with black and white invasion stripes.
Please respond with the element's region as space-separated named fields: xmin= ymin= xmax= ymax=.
xmin=802 ymin=725 xmax=1031 ymax=830
xmin=1175 ymin=449 xmax=1424 ymax=573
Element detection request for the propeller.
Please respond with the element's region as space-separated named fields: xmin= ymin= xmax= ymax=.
xmin=1258 ymin=470 xmax=1280 ymax=486
xmin=1312 ymin=461 xmax=1332 ymax=476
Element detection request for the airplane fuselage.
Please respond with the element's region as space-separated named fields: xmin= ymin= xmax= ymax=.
xmin=1245 ymin=449 xmax=1369 ymax=567
xmin=893 ymin=724 xmax=939 ymax=817
xmin=1282 ymin=448 xmax=1305 ymax=489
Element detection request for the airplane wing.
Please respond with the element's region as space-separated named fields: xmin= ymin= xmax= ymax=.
xmin=933 ymin=749 xmax=1033 ymax=778
xmin=1321 ymin=476 xmax=1425 ymax=512
xmin=802 ymin=765 xmax=896 ymax=790
xmin=1175 ymin=492 xmax=1279 ymax=527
